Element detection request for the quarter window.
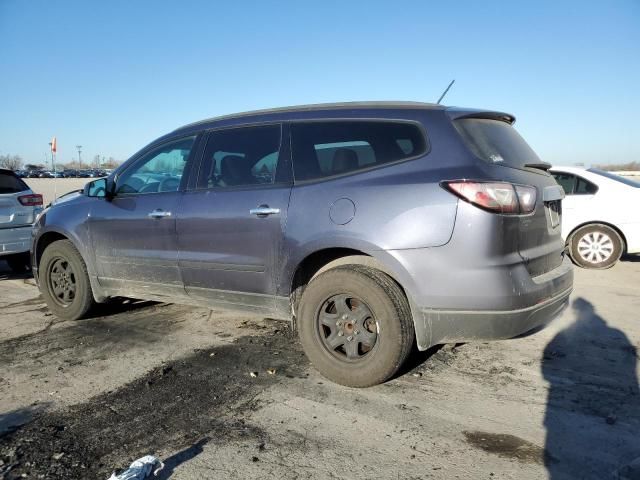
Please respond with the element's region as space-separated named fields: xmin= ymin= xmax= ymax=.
xmin=116 ymin=136 xmax=196 ymax=195
xmin=552 ymin=172 xmax=598 ymax=195
xmin=291 ymin=121 xmax=427 ymax=181
xmin=196 ymin=125 xmax=281 ymax=189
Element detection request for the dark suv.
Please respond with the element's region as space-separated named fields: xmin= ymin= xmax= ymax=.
xmin=32 ymin=102 xmax=573 ymax=387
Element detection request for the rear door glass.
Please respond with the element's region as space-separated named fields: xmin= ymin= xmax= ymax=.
xmin=291 ymin=121 xmax=427 ymax=181
xmin=0 ymin=172 xmax=29 ymax=194
xmin=196 ymin=125 xmax=281 ymax=189
xmin=454 ymin=118 xmax=542 ymax=170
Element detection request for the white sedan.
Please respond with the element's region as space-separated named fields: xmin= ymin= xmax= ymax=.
xmin=550 ymin=166 xmax=640 ymax=269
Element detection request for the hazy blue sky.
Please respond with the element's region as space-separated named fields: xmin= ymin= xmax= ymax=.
xmin=1 ymin=0 xmax=638 ymax=167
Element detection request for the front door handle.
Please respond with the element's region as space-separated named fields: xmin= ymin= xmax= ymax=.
xmin=250 ymin=205 xmax=280 ymax=217
xmin=148 ymin=209 xmax=172 ymax=219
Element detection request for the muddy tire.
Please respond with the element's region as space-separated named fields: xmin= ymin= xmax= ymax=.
xmin=569 ymin=224 xmax=623 ymax=269
xmin=297 ymin=266 xmax=414 ymax=387
xmin=5 ymin=252 xmax=31 ymax=273
xmin=40 ymin=240 xmax=94 ymax=320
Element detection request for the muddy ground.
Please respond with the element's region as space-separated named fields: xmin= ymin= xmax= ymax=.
xmin=0 ymin=259 xmax=639 ymax=479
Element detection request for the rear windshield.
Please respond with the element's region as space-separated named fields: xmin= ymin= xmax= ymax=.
xmin=0 ymin=171 xmax=29 ymax=194
xmin=587 ymin=168 xmax=640 ymax=188
xmin=454 ymin=118 xmax=542 ymax=169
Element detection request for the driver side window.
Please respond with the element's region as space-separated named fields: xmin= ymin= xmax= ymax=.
xmin=116 ymin=136 xmax=196 ymax=195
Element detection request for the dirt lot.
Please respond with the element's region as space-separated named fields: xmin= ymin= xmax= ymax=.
xmin=0 ymin=259 xmax=638 ymax=479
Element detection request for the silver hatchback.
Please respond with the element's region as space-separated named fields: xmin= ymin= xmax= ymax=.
xmin=0 ymin=169 xmax=43 ymax=272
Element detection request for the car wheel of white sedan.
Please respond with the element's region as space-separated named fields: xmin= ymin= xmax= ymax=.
xmin=569 ymin=224 xmax=623 ymax=269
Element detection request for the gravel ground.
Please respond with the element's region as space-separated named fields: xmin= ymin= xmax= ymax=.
xmin=0 ymin=258 xmax=638 ymax=479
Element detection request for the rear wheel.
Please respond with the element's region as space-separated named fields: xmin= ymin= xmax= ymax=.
xmin=5 ymin=252 xmax=30 ymax=273
xmin=40 ymin=240 xmax=95 ymax=319
xmin=298 ymin=266 xmax=414 ymax=387
xmin=569 ymin=224 xmax=623 ymax=269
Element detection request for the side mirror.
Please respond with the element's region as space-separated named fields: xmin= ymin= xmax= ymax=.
xmin=85 ymin=178 xmax=108 ymax=198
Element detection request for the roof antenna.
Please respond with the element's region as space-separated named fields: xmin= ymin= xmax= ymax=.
xmin=437 ymin=79 xmax=455 ymax=104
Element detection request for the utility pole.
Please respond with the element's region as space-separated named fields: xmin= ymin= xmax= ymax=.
xmin=48 ymin=142 xmax=54 ymax=172
xmin=76 ymin=145 xmax=82 ymax=169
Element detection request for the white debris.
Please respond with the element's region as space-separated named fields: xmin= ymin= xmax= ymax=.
xmin=107 ymin=455 xmax=164 ymax=480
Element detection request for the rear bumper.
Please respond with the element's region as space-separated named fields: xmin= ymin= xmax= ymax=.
xmin=421 ymin=284 xmax=571 ymax=347
xmin=0 ymin=225 xmax=32 ymax=257
xmin=400 ymin=253 xmax=573 ymax=350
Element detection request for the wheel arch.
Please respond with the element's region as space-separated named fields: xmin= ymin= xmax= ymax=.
xmin=34 ymin=228 xmax=107 ymax=303
xmin=288 ymin=247 xmax=424 ymax=346
xmin=567 ymin=221 xmax=628 ymax=254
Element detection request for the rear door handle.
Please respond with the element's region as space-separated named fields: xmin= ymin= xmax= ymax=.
xmin=250 ymin=205 xmax=280 ymax=217
xmin=148 ymin=209 xmax=172 ymax=218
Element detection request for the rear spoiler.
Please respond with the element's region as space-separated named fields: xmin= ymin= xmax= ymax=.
xmin=445 ymin=107 xmax=515 ymax=125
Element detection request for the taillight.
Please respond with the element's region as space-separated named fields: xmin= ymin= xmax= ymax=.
xmin=442 ymin=181 xmax=536 ymax=215
xmin=18 ymin=194 xmax=43 ymax=207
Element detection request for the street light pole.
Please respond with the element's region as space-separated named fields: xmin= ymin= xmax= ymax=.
xmin=76 ymin=145 xmax=82 ymax=169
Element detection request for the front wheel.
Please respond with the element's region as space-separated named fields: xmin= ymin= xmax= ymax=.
xmin=40 ymin=240 xmax=95 ymax=320
xmin=569 ymin=224 xmax=623 ymax=269
xmin=297 ymin=266 xmax=415 ymax=387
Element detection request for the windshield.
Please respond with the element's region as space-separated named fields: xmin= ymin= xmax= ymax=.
xmin=454 ymin=118 xmax=543 ymax=170
xmin=587 ymin=168 xmax=640 ymax=188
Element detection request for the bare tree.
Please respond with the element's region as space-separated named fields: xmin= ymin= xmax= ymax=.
xmin=0 ymin=154 xmax=24 ymax=171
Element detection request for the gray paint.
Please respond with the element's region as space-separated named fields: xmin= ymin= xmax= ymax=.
xmin=32 ymin=103 xmax=573 ymax=351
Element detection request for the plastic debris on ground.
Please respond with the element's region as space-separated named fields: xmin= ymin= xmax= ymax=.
xmin=107 ymin=455 xmax=164 ymax=480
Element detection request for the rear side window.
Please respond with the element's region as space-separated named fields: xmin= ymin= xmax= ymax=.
xmin=552 ymin=172 xmax=598 ymax=195
xmin=454 ymin=118 xmax=542 ymax=169
xmin=196 ymin=125 xmax=281 ymax=189
xmin=291 ymin=121 xmax=427 ymax=181
xmin=0 ymin=171 xmax=29 ymax=194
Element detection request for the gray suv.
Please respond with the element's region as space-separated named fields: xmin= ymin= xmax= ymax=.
xmin=32 ymin=102 xmax=573 ymax=387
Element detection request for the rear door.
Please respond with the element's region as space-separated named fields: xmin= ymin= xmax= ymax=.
xmin=452 ymin=115 xmax=565 ymax=275
xmin=88 ymin=135 xmax=199 ymax=298
xmin=176 ymin=124 xmax=292 ymax=315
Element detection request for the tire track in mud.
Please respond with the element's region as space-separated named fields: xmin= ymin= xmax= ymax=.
xmin=0 ymin=327 xmax=309 ymax=479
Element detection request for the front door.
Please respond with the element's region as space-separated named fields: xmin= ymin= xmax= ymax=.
xmin=89 ymin=135 xmax=199 ymax=298
xmin=176 ymin=124 xmax=292 ymax=314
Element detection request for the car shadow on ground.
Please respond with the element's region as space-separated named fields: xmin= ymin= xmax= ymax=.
xmin=0 ymin=260 xmax=33 ymax=281
xmin=622 ymin=254 xmax=640 ymax=263
xmin=542 ymin=297 xmax=640 ymax=478
xmin=83 ymin=297 xmax=160 ymax=319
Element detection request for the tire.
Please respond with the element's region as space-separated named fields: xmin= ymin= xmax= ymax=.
xmin=569 ymin=224 xmax=623 ymax=269
xmin=39 ymin=239 xmax=95 ymax=320
xmin=5 ymin=252 xmax=31 ymax=273
xmin=297 ymin=265 xmax=415 ymax=387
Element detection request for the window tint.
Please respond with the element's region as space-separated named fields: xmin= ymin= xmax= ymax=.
xmin=291 ymin=121 xmax=427 ymax=181
xmin=552 ymin=173 xmax=576 ymax=195
xmin=0 ymin=171 xmax=29 ymax=194
xmin=117 ymin=136 xmax=196 ymax=194
xmin=196 ymin=125 xmax=281 ymax=189
xmin=454 ymin=118 xmax=541 ymax=170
